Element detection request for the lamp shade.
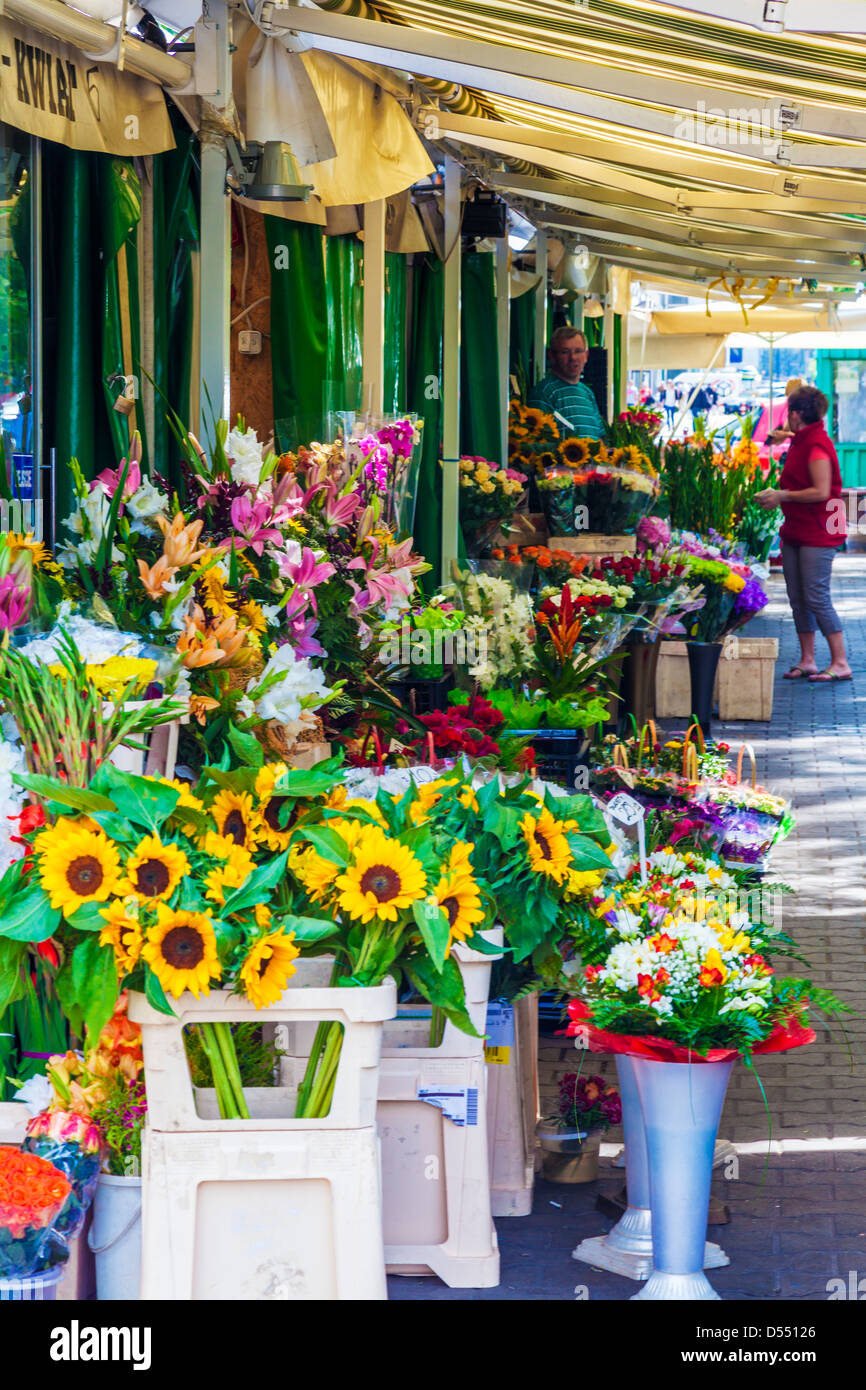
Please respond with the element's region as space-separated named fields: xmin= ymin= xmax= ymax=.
xmin=246 ymin=141 xmax=311 ymax=202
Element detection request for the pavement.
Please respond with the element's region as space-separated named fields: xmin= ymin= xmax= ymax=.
xmin=388 ymin=553 xmax=866 ymax=1302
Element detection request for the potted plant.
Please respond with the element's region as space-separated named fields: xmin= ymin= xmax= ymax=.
xmin=536 ymin=1072 xmax=622 ymax=1183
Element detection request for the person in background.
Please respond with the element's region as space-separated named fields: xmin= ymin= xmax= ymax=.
xmin=755 ymin=385 xmax=852 ymax=683
xmin=663 ymin=380 xmax=678 ymax=427
xmin=528 ymin=326 xmax=606 ymax=441
xmin=766 ymin=377 xmax=805 ymax=450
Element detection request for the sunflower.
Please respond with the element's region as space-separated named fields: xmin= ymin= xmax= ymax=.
xmin=99 ymin=899 xmax=144 ymax=975
xmin=239 ymin=599 xmax=268 ymax=636
xmin=289 ymin=844 xmax=340 ymax=903
xmin=537 ymin=449 xmax=558 ymax=472
xmin=520 ymin=808 xmax=573 ymax=884
xmin=160 ymin=778 xmax=205 ymax=824
xmin=406 ymin=779 xmax=456 ymax=826
xmin=239 ymin=928 xmax=301 ymax=1009
xmin=204 ymin=845 xmax=254 ymax=906
xmin=522 ymin=406 xmax=546 ymax=430
xmin=211 ymin=789 xmax=260 ymax=851
xmin=458 ymin=784 xmax=480 ymax=813
xmin=38 ymin=824 xmax=122 ymax=915
xmin=558 ymin=437 xmax=592 ymax=467
xmin=120 ymin=836 xmax=190 ymax=902
xmin=255 ymin=763 xmax=296 ymax=850
xmin=595 ymin=443 xmax=614 ymax=466
xmin=196 ymin=563 xmax=235 ymax=619
xmin=323 ymin=785 xmax=348 ymax=810
xmin=431 ymin=845 xmax=485 ymax=952
xmin=335 ymin=827 xmax=428 ymax=923
xmin=7 ymin=533 xmax=50 ymax=567
xmin=141 ymin=904 xmax=221 ymax=998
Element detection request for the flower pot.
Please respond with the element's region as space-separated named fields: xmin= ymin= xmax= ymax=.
xmin=0 ymin=1266 xmax=64 ymax=1300
xmin=621 ymin=638 xmax=662 ymax=730
xmin=572 ymin=1056 xmax=727 ymax=1280
xmin=537 ymin=1125 xmax=601 ymax=1183
xmin=88 ymin=1174 xmax=141 ymax=1302
xmin=686 ymin=641 xmax=723 ymax=736
xmin=630 ymin=1056 xmax=734 ymax=1300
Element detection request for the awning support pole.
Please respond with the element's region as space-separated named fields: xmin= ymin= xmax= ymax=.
xmin=362 ymin=199 xmax=386 ymax=415
xmin=441 ymin=154 xmax=462 ymax=578
xmin=495 ymin=235 xmax=510 ymax=463
xmin=198 ymin=0 xmax=231 ymax=433
xmin=533 ymin=230 xmax=547 ymax=383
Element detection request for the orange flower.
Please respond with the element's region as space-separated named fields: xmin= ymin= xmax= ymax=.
xmin=137 ymin=554 xmax=179 ymax=599
xmin=649 ymin=932 xmax=678 ymax=954
xmin=157 ymin=512 xmax=208 ymax=568
xmin=189 ymin=695 xmax=220 ymax=724
xmin=175 ymin=604 xmax=228 ymax=669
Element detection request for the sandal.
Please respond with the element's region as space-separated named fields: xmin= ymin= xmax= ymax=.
xmin=783 ymin=665 xmax=817 ymax=679
xmin=808 ymin=669 xmax=853 ymax=682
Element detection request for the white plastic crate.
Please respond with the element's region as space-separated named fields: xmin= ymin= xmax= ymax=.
xmin=486 ymin=994 xmax=539 ymax=1217
xmin=139 ymin=1124 xmax=386 ymax=1300
xmin=128 ymin=968 xmax=396 ymax=1132
xmin=382 ymin=929 xmax=503 ymax=1058
xmin=379 ymin=1053 xmax=499 ymax=1287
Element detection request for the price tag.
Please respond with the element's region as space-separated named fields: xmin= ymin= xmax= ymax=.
xmin=605 ymin=792 xmax=648 ymax=885
xmin=484 ymin=1001 xmax=514 ymax=1065
xmin=418 ymin=1087 xmax=479 ymax=1126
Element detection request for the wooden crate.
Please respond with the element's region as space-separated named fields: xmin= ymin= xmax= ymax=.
xmin=655 ymin=640 xmax=693 ymax=719
xmin=547 ymin=534 xmax=637 ymax=556
xmin=717 ymin=637 xmax=779 ymax=721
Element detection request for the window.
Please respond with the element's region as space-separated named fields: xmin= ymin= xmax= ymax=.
xmin=834 ymin=359 xmax=866 ymax=445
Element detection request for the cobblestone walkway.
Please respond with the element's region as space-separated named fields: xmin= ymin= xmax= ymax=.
xmin=389 ymin=554 xmax=866 ymax=1302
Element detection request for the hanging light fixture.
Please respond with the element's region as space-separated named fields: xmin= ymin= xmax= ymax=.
xmin=226 ymin=139 xmax=312 ymax=202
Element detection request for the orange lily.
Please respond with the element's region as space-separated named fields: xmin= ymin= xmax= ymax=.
xmin=157 ymin=512 xmax=208 ymax=568
xmin=189 ymin=694 xmax=220 ymax=724
xmin=137 ymin=554 xmax=179 ymax=599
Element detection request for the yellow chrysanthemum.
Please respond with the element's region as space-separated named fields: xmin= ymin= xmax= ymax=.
xmin=99 ymin=899 xmax=143 ymax=975
xmin=239 ymin=929 xmax=301 ymax=1009
xmin=255 ymin=762 xmax=296 ymax=850
xmin=520 ymin=808 xmax=573 ymax=884
xmin=335 ymin=827 xmax=427 ymax=924
xmin=38 ymin=824 xmax=122 ymax=915
xmin=211 ymin=789 xmax=260 ymax=851
xmin=120 ymin=836 xmax=190 ymax=902
xmin=140 ymin=904 xmax=221 ymax=999
xmin=204 ymin=845 xmax=255 ymax=906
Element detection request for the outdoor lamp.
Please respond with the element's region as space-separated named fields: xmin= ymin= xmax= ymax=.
xmin=227 ymin=139 xmax=312 ymax=202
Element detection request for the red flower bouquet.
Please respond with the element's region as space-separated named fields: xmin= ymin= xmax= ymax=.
xmin=0 ymin=1146 xmax=71 ymax=1277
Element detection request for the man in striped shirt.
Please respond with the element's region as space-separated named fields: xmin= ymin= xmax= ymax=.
xmin=528 ymin=327 xmax=606 ymax=440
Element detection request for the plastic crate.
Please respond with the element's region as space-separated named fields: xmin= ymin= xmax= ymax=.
xmin=507 ymin=728 xmax=591 ymax=792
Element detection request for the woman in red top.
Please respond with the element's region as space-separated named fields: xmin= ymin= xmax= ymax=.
xmin=755 ymin=385 xmax=851 ymax=682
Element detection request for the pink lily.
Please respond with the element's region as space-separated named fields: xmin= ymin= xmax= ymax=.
xmin=229 ymin=495 xmax=282 ymax=556
xmin=90 ymin=458 xmax=141 ymax=504
xmin=323 ymin=484 xmax=361 ymax=528
xmin=279 ymin=547 xmax=335 ymax=590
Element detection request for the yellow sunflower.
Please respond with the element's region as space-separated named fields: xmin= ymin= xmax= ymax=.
xmin=196 ymin=563 xmax=235 ymax=619
xmin=520 ymin=808 xmax=573 ymax=884
xmin=211 ymin=789 xmax=260 ymax=851
xmin=38 ymin=824 xmax=122 ymax=915
xmin=335 ymin=827 xmax=427 ymax=923
xmin=595 ymin=443 xmax=614 ymax=466
xmin=7 ymin=533 xmax=50 ymax=567
xmin=522 ymin=406 xmax=546 ymax=430
xmin=458 ymin=784 xmax=479 ymax=813
xmin=120 ymin=836 xmax=189 ymax=902
xmin=239 ymin=928 xmax=301 ymax=1009
xmin=431 ymin=845 xmax=485 ymax=952
xmin=255 ymin=762 xmax=296 ymax=850
xmin=140 ymin=904 xmax=221 ymax=999
xmin=406 ymin=779 xmax=456 ymax=826
xmin=558 ymin=437 xmax=592 ymax=467
xmin=323 ymin=786 xmax=348 ymax=810
xmin=289 ymin=844 xmax=340 ymax=903
xmin=204 ymin=845 xmax=255 ymax=906
xmin=160 ymin=778 xmax=205 ymax=833
xmin=239 ymin=599 xmax=268 ymax=636
xmin=99 ymin=899 xmax=143 ymax=975
xmin=565 ymin=868 xmax=607 ymax=899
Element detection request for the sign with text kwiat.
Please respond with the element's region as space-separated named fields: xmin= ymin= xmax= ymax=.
xmin=0 ymin=16 xmax=174 ymax=155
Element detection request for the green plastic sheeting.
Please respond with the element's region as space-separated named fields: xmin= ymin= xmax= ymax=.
xmin=324 ymin=235 xmax=363 ymax=413
xmin=460 ymin=252 xmax=501 ymax=464
xmin=384 ymin=251 xmax=406 ymax=414
xmin=266 ymin=218 xmax=329 ymax=449
xmin=612 ymin=311 xmax=623 ymax=417
xmin=510 ymin=290 xmax=534 ymax=398
xmin=584 ymin=316 xmax=604 ymax=349
xmin=407 ymin=255 xmax=443 ymax=588
xmin=152 ymin=116 xmax=199 ymax=489
xmin=101 ymin=160 xmax=144 ymax=467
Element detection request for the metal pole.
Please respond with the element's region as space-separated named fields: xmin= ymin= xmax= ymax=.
xmin=31 ymin=136 xmax=43 ymax=514
xmin=441 ymin=155 xmax=462 ymax=578
xmin=495 ymin=234 xmax=510 ymax=463
xmin=362 ymin=198 xmax=386 ymax=415
xmin=198 ymin=0 xmax=231 ymax=433
xmin=533 ymin=229 xmax=547 ymax=383
xmin=767 ymin=333 xmax=775 ymax=431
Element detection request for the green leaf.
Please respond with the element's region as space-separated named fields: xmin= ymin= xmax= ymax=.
xmin=144 ymin=966 xmax=176 ymax=1018
xmin=457 ymin=930 xmax=504 ymax=957
xmin=54 ymin=958 xmax=83 ymax=1036
xmin=411 ymin=899 xmax=451 ymax=974
xmin=0 ymin=885 xmax=61 ymax=942
xmin=220 ymin=850 xmax=290 ymax=917
xmin=228 ymin=722 xmax=264 ymax=769
xmin=200 ymin=766 xmax=259 ymax=796
xmin=13 ymin=774 xmax=117 ymax=813
xmin=568 ymin=835 xmax=614 ymax=873
xmin=272 ymin=769 xmax=337 ymax=798
xmin=91 ymin=763 xmax=180 ymax=834
xmin=88 ymin=812 xmax=141 ymax=844
xmin=406 ymin=954 xmax=480 ymax=1039
xmin=67 ymin=901 xmax=111 ymax=933
xmin=483 ymin=801 xmax=523 ymax=850
xmin=70 ymin=935 xmax=118 ymax=1041
xmin=291 ymin=826 xmax=350 ymax=869
xmin=0 ymin=938 xmax=26 ymax=1016
xmin=276 ymin=914 xmax=339 ymax=943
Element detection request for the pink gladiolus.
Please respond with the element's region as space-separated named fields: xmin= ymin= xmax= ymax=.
xmin=0 ymin=572 xmax=30 ymax=630
xmin=229 ymin=495 xmax=282 ymax=556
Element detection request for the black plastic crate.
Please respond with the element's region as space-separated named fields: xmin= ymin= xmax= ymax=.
xmin=386 ymin=672 xmax=455 ymax=717
xmin=508 ymin=728 xmax=591 ymax=791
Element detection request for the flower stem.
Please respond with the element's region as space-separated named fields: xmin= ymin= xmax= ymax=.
xmin=301 ymin=1023 xmax=343 ymax=1118
xmin=199 ymin=1023 xmax=234 ymax=1118
xmin=213 ymin=1021 xmax=250 ymax=1119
